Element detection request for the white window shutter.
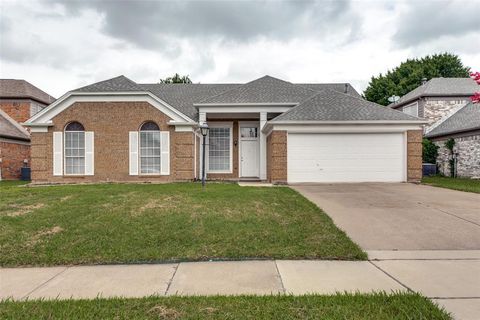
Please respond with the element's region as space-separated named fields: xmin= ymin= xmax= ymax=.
xmin=129 ymin=131 xmax=138 ymax=175
xmin=160 ymin=131 xmax=170 ymax=175
xmin=84 ymin=132 xmax=94 ymax=175
xmin=53 ymin=132 xmax=63 ymax=176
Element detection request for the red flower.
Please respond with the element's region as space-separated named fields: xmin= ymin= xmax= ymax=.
xmin=470 ymin=72 xmax=480 ymax=85
xmin=471 ymin=92 xmax=480 ymax=104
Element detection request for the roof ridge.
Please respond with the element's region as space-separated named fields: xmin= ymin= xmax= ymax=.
xmin=72 ymin=75 xmax=144 ymax=92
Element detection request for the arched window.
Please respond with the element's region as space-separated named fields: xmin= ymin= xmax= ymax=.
xmin=139 ymin=121 xmax=161 ymax=174
xmin=64 ymin=122 xmax=85 ymax=175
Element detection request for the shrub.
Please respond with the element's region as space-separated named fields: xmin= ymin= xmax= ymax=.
xmin=422 ymin=138 xmax=439 ymax=164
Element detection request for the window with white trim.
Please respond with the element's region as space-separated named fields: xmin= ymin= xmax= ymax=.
xmin=64 ymin=122 xmax=85 ymax=175
xmin=208 ymin=126 xmax=231 ymax=172
xmin=403 ymin=103 xmax=418 ymax=117
xmin=139 ymin=121 xmax=161 ymax=174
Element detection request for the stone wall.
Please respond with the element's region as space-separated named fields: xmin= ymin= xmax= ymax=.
xmin=435 ymin=135 xmax=480 ymax=179
xmin=423 ymin=98 xmax=470 ymax=130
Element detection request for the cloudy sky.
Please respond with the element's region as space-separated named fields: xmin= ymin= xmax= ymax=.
xmin=1 ymin=0 xmax=479 ymax=98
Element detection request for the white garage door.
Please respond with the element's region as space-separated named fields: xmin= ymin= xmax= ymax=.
xmin=287 ymin=133 xmax=406 ymax=183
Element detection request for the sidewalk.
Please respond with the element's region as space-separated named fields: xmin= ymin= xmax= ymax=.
xmin=1 ymin=251 xmax=479 ymax=320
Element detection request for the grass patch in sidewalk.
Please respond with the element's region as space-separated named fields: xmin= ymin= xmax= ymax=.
xmin=0 ymin=292 xmax=451 ymax=320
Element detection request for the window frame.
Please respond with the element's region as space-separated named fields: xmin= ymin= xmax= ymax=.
xmin=139 ymin=122 xmax=162 ymax=175
xmin=206 ymin=122 xmax=233 ymax=174
xmin=402 ymin=102 xmax=419 ymax=117
xmin=63 ymin=122 xmax=86 ymax=176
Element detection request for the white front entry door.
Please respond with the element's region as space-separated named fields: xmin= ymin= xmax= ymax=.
xmin=240 ymin=125 xmax=260 ymax=177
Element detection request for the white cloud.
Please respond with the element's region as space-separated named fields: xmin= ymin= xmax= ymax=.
xmin=1 ymin=0 xmax=479 ymax=98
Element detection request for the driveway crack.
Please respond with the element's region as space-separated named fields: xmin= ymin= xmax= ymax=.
xmin=22 ymin=267 xmax=69 ymax=299
xmin=164 ymin=263 xmax=179 ymax=296
xmin=368 ymin=261 xmax=413 ymax=292
xmin=418 ymin=202 xmax=480 ymax=228
xmin=274 ymin=260 xmax=286 ymax=294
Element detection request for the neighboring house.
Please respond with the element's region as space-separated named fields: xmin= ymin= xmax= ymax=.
xmin=389 ymin=78 xmax=478 ymax=132
xmin=0 ymin=79 xmax=55 ymax=124
xmin=24 ymin=75 xmax=424 ymax=184
xmin=425 ymin=102 xmax=480 ymax=179
xmin=0 ymin=109 xmax=30 ymax=180
xmin=0 ymin=79 xmax=55 ymax=180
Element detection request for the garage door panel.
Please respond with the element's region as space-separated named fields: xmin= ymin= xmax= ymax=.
xmin=287 ymin=133 xmax=405 ymax=183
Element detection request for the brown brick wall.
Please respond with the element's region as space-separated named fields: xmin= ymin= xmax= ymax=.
xmin=30 ymin=101 xmax=195 ymax=183
xmin=0 ymin=140 xmax=30 ymax=180
xmin=0 ymin=100 xmax=31 ymax=124
xmin=267 ymin=130 xmax=287 ymax=184
xmin=407 ymin=130 xmax=423 ymax=182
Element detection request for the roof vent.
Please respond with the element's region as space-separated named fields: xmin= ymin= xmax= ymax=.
xmin=421 ymin=78 xmax=428 ymax=85
xmin=344 ymin=83 xmax=348 ymax=93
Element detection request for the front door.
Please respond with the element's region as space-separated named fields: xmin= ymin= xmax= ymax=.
xmin=240 ymin=125 xmax=260 ymax=177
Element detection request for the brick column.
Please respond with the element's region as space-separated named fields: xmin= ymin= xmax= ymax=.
xmin=174 ymin=131 xmax=195 ymax=180
xmin=30 ymin=132 xmax=49 ymax=182
xmin=407 ymin=130 xmax=423 ymax=182
xmin=267 ymin=130 xmax=287 ymax=184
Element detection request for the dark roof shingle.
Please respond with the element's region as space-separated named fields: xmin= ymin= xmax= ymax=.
xmin=0 ymin=79 xmax=55 ymax=105
xmin=0 ymin=109 xmax=30 ymax=141
xmin=73 ymin=75 xmax=144 ymax=93
xmin=272 ymin=89 xmax=422 ymax=122
xmin=196 ymin=76 xmax=318 ymax=105
xmin=425 ymin=102 xmax=480 ymax=138
xmin=391 ymin=78 xmax=478 ymax=108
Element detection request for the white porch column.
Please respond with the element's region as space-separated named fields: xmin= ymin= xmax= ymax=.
xmin=259 ymin=112 xmax=267 ymax=180
xmin=199 ymin=112 xmax=206 ymax=124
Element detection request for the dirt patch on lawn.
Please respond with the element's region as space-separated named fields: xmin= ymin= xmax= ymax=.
xmin=147 ymin=305 xmax=182 ymax=319
xmin=4 ymin=203 xmax=45 ymax=217
xmin=133 ymin=196 xmax=181 ymax=216
xmin=28 ymin=226 xmax=64 ymax=246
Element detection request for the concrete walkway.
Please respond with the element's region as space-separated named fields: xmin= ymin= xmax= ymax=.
xmin=1 ymin=251 xmax=479 ymax=319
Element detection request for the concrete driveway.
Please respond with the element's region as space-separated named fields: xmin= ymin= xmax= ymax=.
xmin=293 ymin=183 xmax=480 ymax=250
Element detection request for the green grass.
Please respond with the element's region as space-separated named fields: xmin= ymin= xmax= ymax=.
xmin=0 ymin=182 xmax=365 ymax=266
xmin=0 ymin=293 xmax=451 ymax=320
xmin=422 ymin=176 xmax=480 ymax=193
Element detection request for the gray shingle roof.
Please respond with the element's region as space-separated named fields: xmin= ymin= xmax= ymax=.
xmin=0 ymin=79 xmax=55 ymax=105
xmin=73 ymin=75 xmax=144 ymax=92
xmin=272 ymin=89 xmax=422 ymax=122
xmin=298 ymin=83 xmax=361 ymax=98
xmin=196 ymin=76 xmax=319 ymax=105
xmin=140 ymin=83 xmax=240 ymax=120
xmin=425 ymin=102 xmax=480 ymax=138
xmin=0 ymin=109 xmax=30 ymax=141
xmin=391 ymin=78 xmax=478 ymax=108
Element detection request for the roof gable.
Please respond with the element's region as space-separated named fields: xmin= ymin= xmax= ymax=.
xmin=195 ymin=75 xmax=318 ymax=105
xmin=0 ymin=79 xmax=55 ymax=105
xmin=272 ymin=89 xmax=422 ymax=122
xmin=425 ymin=102 xmax=480 ymax=138
xmin=73 ymin=75 xmax=144 ymax=93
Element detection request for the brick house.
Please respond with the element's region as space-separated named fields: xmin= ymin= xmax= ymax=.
xmin=0 ymin=109 xmax=30 ymax=180
xmin=390 ymin=77 xmax=479 ymax=179
xmin=389 ymin=78 xmax=478 ymax=132
xmin=425 ymin=102 xmax=480 ymax=179
xmin=0 ymin=79 xmax=55 ymax=180
xmin=25 ymin=75 xmax=425 ymax=184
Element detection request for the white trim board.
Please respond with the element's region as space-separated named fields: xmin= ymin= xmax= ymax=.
xmin=25 ymin=92 xmax=195 ymax=125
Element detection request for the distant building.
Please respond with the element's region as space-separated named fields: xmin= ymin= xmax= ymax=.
xmin=0 ymin=79 xmax=55 ymax=180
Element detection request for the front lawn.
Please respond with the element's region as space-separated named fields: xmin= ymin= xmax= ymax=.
xmin=0 ymin=293 xmax=450 ymax=320
xmin=422 ymin=176 xmax=480 ymax=193
xmin=0 ymin=182 xmax=365 ymax=266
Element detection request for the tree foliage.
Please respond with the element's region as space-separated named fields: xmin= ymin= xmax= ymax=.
xmin=364 ymin=53 xmax=470 ymax=106
xmin=159 ymin=73 xmax=192 ymax=84
xmin=422 ymin=138 xmax=439 ymax=164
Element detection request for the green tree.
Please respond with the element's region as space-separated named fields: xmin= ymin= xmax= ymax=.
xmin=364 ymin=53 xmax=470 ymax=106
xmin=422 ymin=138 xmax=439 ymax=164
xmin=159 ymin=73 xmax=192 ymax=84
